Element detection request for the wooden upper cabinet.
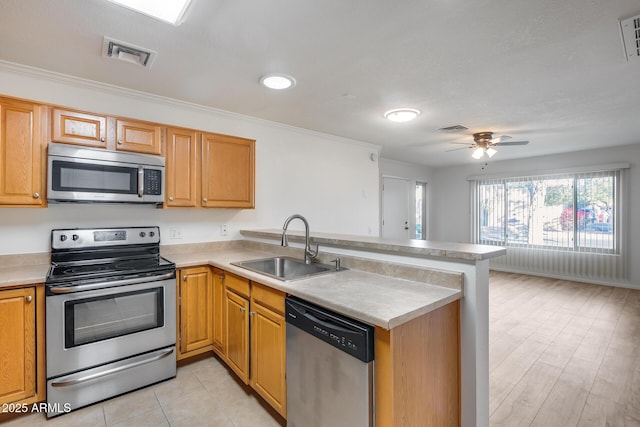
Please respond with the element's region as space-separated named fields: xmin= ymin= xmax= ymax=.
xmin=201 ymin=133 xmax=255 ymax=208
xmin=116 ymin=119 xmax=163 ymax=155
xmin=0 ymin=287 xmax=36 ymax=405
xmin=52 ymin=108 xmax=108 ymax=148
xmin=166 ymin=127 xmax=198 ymax=207
xmin=0 ymin=98 xmax=46 ymax=207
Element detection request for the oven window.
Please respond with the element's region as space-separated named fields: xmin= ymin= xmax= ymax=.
xmin=64 ymin=288 xmax=164 ymax=348
xmin=52 ymin=160 xmax=137 ymax=194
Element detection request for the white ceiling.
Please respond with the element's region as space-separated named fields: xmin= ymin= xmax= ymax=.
xmin=1 ymin=0 xmax=639 ymax=166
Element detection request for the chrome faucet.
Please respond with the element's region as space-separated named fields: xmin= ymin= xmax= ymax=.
xmin=281 ymin=214 xmax=319 ymax=264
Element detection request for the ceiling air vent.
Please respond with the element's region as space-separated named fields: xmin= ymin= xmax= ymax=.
xmin=102 ymin=37 xmax=156 ymax=68
xmin=619 ymin=14 xmax=640 ymax=63
xmin=438 ymin=124 xmax=469 ymax=132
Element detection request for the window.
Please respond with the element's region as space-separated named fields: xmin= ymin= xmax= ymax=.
xmin=415 ymin=182 xmax=427 ymax=239
xmin=474 ymin=170 xmax=618 ymax=253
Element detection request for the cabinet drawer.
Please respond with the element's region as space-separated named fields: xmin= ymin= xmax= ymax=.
xmin=251 ymin=282 xmax=285 ymax=314
xmin=224 ymin=272 xmax=250 ymax=298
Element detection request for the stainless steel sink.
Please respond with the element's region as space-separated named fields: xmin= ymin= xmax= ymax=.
xmin=231 ymin=256 xmax=345 ymax=281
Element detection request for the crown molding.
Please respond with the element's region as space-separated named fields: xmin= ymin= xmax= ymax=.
xmin=0 ymin=60 xmax=381 ymax=151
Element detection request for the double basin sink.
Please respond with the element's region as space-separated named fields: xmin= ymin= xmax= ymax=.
xmin=231 ymin=256 xmax=345 ymax=281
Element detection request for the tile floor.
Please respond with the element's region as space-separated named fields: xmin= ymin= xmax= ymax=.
xmin=2 ymin=355 xmax=285 ymax=427
xmin=4 ymin=271 xmax=640 ymax=426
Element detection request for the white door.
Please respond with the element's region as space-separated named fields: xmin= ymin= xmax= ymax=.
xmin=382 ymin=177 xmax=410 ymax=240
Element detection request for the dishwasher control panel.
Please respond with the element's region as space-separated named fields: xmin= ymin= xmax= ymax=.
xmin=285 ymin=296 xmax=374 ymax=363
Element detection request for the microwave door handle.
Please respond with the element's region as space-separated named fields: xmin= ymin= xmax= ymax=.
xmin=138 ymin=166 xmax=144 ymax=198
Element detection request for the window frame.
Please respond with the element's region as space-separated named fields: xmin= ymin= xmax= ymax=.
xmin=471 ymin=169 xmax=622 ymax=254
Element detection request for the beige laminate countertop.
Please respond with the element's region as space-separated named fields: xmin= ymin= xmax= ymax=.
xmin=0 ymin=247 xmax=462 ymax=330
xmin=241 ymin=228 xmax=506 ymax=261
xmin=0 ymin=264 xmax=49 ymax=288
xmin=168 ymin=248 xmax=462 ymax=330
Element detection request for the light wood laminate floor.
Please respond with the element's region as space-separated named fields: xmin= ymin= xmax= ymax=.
xmin=3 ymin=271 xmax=639 ymax=426
xmin=489 ymin=271 xmax=640 ymax=427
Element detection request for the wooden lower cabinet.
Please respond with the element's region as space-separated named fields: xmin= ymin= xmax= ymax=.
xmin=177 ymin=266 xmax=214 ymax=360
xmin=250 ymin=283 xmax=286 ymax=418
xmin=224 ymin=288 xmax=250 ymax=383
xmin=0 ymin=285 xmax=45 ymax=408
xmin=375 ymin=301 xmax=460 ymax=427
xmin=212 ymin=269 xmax=225 ymax=355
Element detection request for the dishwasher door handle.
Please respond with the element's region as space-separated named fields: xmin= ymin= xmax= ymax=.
xmin=301 ymin=310 xmax=362 ymax=336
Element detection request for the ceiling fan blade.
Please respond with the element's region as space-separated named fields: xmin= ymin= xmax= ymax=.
xmin=495 ymin=140 xmax=529 ymax=146
xmin=445 ymin=146 xmax=472 ymax=152
xmin=491 ymin=135 xmax=512 ymax=143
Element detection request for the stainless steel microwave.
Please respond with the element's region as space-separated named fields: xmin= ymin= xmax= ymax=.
xmin=47 ymin=143 xmax=165 ymax=205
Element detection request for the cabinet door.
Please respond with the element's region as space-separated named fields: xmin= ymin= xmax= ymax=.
xmin=52 ymin=108 xmax=108 ymax=148
xmin=0 ymin=288 xmax=36 ymax=405
xmin=201 ymin=133 xmax=255 ymax=208
xmin=0 ymin=99 xmax=46 ymax=207
xmin=178 ymin=267 xmax=213 ymax=357
xmin=225 ymin=289 xmax=249 ymax=384
xmin=212 ymin=269 xmax=225 ymax=354
xmin=250 ymin=301 xmax=287 ymax=417
xmin=116 ymin=119 xmax=163 ymax=155
xmin=166 ymin=128 xmax=198 ymax=207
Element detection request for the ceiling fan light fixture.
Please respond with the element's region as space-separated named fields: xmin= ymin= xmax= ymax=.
xmin=384 ymin=108 xmax=420 ymax=123
xmin=486 ymin=147 xmax=497 ymax=158
xmin=472 ymin=147 xmax=485 ymax=159
xmin=259 ymin=73 xmax=296 ymax=90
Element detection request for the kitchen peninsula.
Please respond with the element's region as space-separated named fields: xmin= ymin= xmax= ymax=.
xmin=239 ymin=229 xmax=506 ymax=427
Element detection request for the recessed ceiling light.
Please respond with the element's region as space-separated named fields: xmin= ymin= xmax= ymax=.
xmin=259 ymin=74 xmax=296 ymax=90
xmin=105 ymin=0 xmax=192 ymax=25
xmin=384 ymin=108 xmax=420 ymax=123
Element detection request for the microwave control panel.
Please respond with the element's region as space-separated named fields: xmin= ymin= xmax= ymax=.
xmin=144 ymin=169 xmax=162 ymax=195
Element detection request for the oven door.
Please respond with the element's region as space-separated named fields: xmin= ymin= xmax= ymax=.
xmin=46 ymin=275 xmax=176 ymax=378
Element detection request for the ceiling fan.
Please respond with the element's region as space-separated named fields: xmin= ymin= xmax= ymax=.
xmin=447 ymin=131 xmax=529 ymax=159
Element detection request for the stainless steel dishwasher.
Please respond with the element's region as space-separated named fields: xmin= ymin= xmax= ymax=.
xmin=285 ymin=296 xmax=374 ymax=427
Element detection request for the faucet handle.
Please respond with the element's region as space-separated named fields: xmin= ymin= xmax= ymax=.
xmin=330 ymin=257 xmax=341 ymax=270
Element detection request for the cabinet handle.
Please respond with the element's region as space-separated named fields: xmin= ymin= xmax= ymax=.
xmin=240 ymin=307 xmax=246 ymax=312
xmin=249 ymin=311 xmax=255 ymax=316
xmin=118 ymin=139 xmax=123 ymax=145
xmin=168 ymin=196 xmax=174 ymax=201
xmin=100 ymin=137 xmax=105 ymax=142
xmin=218 ymin=274 xmax=225 ymax=280
xmin=26 ymin=295 xmax=33 ymax=303
xmin=33 ymin=192 xmax=40 ymax=199
xmin=203 ymin=198 xmax=208 ymax=203
xmin=183 ymin=275 xmax=187 ymax=281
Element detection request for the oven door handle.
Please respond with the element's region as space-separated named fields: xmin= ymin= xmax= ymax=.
xmin=48 ymin=272 xmax=175 ymax=294
xmin=50 ymin=348 xmax=174 ymax=388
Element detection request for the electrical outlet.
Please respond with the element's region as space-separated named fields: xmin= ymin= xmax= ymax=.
xmin=221 ymin=224 xmax=228 ymax=237
xmin=170 ymin=228 xmax=182 ymax=239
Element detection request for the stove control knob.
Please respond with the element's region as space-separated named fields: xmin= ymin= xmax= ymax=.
xmin=139 ymin=232 xmax=146 ymax=238
xmin=72 ymin=234 xmax=79 ymax=241
xmin=60 ymin=234 xmax=67 ymax=242
xmin=149 ymin=231 xmax=155 ymax=237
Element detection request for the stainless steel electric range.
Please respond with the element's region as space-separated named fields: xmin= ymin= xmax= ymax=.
xmin=45 ymin=226 xmax=176 ymax=417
